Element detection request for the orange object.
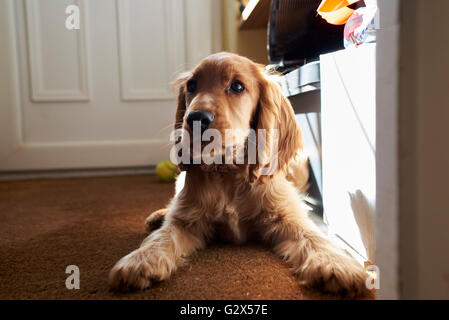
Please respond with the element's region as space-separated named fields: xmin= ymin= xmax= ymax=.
xmin=317 ymin=0 xmax=363 ymax=25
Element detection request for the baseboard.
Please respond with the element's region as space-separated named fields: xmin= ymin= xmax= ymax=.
xmin=0 ymin=166 xmax=156 ymax=181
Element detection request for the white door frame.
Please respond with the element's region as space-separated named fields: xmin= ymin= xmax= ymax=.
xmin=375 ymin=0 xmax=401 ymax=299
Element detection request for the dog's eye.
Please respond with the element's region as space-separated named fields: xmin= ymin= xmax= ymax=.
xmin=229 ymin=81 xmax=245 ymax=94
xmin=186 ymin=80 xmax=197 ymax=94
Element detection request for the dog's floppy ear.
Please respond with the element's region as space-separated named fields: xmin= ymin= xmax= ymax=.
xmin=171 ymin=72 xmax=192 ymax=171
xmin=249 ymin=71 xmax=303 ymax=183
xmin=172 ymin=72 xmax=191 ymax=130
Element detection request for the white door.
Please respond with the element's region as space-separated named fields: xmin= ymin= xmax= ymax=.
xmin=0 ymin=0 xmax=219 ymax=171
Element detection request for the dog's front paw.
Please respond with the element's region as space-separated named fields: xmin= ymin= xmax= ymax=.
xmin=299 ymin=253 xmax=371 ymax=298
xmin=109 ymin=249 xmax=167 ymax=292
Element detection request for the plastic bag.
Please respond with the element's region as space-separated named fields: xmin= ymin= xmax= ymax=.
xmin=343 ymin=4 xmax=378 ymax=48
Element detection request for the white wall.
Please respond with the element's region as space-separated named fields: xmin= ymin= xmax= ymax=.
xmin=398 ymin=0 xmax=449 ymax=299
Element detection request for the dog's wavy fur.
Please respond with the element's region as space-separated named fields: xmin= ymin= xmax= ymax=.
xmin=109 ymin=52 xmax=369 ymax=297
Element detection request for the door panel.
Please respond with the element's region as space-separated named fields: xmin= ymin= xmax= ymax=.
xmin=25 ymin=0 xmax=89 ymax=102
xmin=117 ymin=0 xmax=185 ymax=100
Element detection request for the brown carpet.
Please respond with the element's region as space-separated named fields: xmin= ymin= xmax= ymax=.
xmin=0 ymin=174 xmax=372 ymax=300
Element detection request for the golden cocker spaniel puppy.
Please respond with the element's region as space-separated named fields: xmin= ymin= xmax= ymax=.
xmin=109 ymin=52 xmax=369 ymax=297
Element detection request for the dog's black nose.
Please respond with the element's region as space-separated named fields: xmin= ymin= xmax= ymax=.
xmin=186 ymin=110 xmax=215 ymax=132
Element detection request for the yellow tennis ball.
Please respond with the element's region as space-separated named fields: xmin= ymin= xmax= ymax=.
xmin=155 ymin=160 xmax=178 ymax=182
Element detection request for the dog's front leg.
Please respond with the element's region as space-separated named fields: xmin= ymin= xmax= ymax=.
xmin=109 ymin=217 xmax=204 ymax=291
xmin=259 ymin=196 xmax=370 ymax=297
xmin=145 ymin=208 xmax=169 ymax=233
